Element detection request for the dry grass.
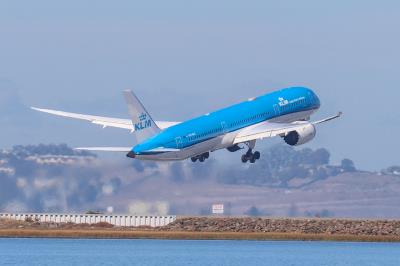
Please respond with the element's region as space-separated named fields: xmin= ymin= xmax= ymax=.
xmin=0 ymin=229 xmax=399 ymax=242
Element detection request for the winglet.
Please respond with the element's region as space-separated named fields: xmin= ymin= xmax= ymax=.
xmin=313 ymin=112 xmax=342 ymax=125
xmin=31 ymin=107 xmax=65 ymax=116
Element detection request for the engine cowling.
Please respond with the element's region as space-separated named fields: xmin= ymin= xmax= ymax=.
xmin=284 ymin=123 xmax=316 ymax=146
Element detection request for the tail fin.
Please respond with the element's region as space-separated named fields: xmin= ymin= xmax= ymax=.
xmin=123 ymin=90 xmax=161 ymax=143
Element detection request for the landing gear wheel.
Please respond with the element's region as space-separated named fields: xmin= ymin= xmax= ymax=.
xmin=245 ymin=149 xmax=253 ymax=158
xmin=241 ymin=144 xmax=261 ymax=163
xmin=191 ymin=152 xmax=210 ymax=163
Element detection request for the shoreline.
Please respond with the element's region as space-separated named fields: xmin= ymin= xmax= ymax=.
xmin=1 ymin=229 xmax=400 ymax=242
xmin=2 ymin=216 xmax=400 ymax=242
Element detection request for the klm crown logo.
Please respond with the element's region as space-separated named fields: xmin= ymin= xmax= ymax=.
xmin=139 ymin=112 xmax=147 ymax=121
xmin=135 ymin=112 xmax=152 ymax=131
xmin=278 ymin=97 xmax=289 ymax=107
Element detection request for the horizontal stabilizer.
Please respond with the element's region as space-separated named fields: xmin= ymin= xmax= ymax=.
xmin=74 ymin=147 xmax=132 ymax=152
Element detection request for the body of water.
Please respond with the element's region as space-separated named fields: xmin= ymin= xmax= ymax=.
xmin=0 ymin=238 xmax=399 ymax=266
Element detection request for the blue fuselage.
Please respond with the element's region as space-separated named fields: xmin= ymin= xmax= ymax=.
xmin=133 ymin=87 xmax=320 ymax=154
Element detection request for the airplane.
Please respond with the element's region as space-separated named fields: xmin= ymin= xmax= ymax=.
xmin=32 ymin=86 xmax=341 ymax=163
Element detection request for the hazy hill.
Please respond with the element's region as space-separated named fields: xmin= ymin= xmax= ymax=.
xmin=0 ymin=144 xmax=399 ymax=218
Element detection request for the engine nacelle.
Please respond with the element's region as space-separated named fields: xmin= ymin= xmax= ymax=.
xmin=284 ymin=123 xmax=316 ymax=146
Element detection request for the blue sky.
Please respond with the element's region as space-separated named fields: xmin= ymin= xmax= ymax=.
xmin=0 ymin=1 xmax=399 ymax=170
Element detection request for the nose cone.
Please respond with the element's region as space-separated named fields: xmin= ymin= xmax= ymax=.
xmin=313 ymin=91 xmax=321 ymax=109
xmin=303 ymin=87 xmax=320 ymax=109
xmin=296 ymin=87 xmax=320 ymax=109
xmin=126 ymin=150 xmax=136 ymax=158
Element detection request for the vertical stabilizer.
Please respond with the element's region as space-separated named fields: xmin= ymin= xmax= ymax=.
xmin=123 ymin=90 xmax=161 ymax=143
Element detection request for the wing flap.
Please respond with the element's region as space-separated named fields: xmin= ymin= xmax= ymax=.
xmin=233 ymin=121 xmax=305 ymax=144
xmin=91 ymin=120 xmax=132 ymax=129
xmin=233 ymin=112 xmax=342 ymax=144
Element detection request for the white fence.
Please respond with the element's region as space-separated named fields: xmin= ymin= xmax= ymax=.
xmin=0 ymin=213 xmax=176 ymax=227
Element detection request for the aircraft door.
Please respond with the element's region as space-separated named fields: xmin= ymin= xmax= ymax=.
xmin=221 ymin=121 xmax=228 ymax=133
xmin=175 ymin=137 xmax=183 ymax=149
xmin=273 ymin=104 xmax=280 ymax=116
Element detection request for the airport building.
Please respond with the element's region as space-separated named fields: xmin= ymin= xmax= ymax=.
xmin=0 ymin=213 xmax=176 ymax=227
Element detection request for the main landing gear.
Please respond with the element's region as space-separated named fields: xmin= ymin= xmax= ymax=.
xmin=191 ymin=152 xmax=209 ymax=163
xmin=241 ymin=140 xmax=261 ymax=163
xmin=241 ymin=149 xmax=260 ymax=163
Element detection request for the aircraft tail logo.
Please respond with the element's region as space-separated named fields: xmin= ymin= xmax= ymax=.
xmin=123 ymin=90 xmax=161 ymax=143
xmin=135 ymin=112 xmax=152 ymax=131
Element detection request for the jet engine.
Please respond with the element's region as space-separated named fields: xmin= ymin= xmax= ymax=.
xmin=283 ymin=123 xmax=316 ymax=146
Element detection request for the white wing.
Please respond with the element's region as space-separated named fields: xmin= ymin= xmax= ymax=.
xmin=31 ymin=107 xmax=180 ymax=131
xmin=233 ymin=121 xmax=307 ymax=144
xmin=75 ymin=147 xmax=132 ymax=152
xmin=233 ymin=112 xmax=342 ymax=144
